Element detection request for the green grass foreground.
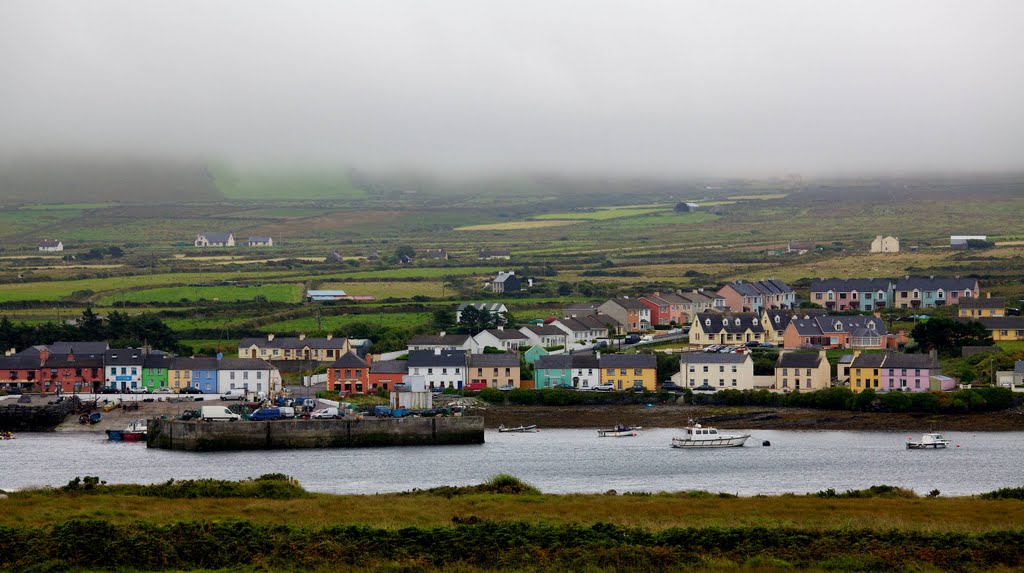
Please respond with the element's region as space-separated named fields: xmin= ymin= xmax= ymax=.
xmin=3 ymin=476 xmax=1024 ymax=571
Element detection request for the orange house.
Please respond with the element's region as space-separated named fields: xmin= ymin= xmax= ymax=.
xmin=327 ymin=352 xmax=371 ymax=394
xmin=368 ymin=359 xmax=408 ymax=393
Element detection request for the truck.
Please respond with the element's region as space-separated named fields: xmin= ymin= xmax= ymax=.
xmin=200 ymin=405 xmax=241 ymax=421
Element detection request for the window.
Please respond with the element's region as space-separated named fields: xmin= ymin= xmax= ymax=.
xmin=620 ymin=369 xmax=627 ymax=375
xmin=607 ymin=368 xmax=614 ymax=375
xmin=231 ymin=372 xmax=236 ymax=380
xmin=731 ymin=365 xmax=737 ymax=373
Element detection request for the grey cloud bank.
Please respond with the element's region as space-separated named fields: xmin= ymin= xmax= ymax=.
xmin=1 ymin=0 xmax=1022 ymax=176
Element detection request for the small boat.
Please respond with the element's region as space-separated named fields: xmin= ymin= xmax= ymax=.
xmin=598 ymin=424 xmax=641 ymax=437
xmin=671 ymin=422 xmax=749 ymax=448
xmin=498 ymin=424 xmax=538 ymax=433
xmin=105 ymin=429 xmax=123 ymax=442
xmin=89 ymin=412 xmax=102 ymax=424
xmin=107 ymin=420 xmax=147 ymax=443
xmin=79 ymin=413 xmax=89 ymax=424
xmin=906 ymin=432 xmax=951 ymax=449
xmin=0 ymin=431 xmax=14 ymax=440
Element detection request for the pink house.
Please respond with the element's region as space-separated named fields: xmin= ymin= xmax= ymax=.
xmin=879 ymin=352 xmax=946 ymax=392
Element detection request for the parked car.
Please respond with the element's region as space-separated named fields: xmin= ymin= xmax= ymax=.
xmin=221 ymin=388 xmax=247 ymax=401
xmin=623 ymin=334 xmax=641 ymax=344
xmin=595 ymin=340 xmax=609 ymax=348
xmin=744 ymin=341 xmax=761 ymax=347
xmin=593 ymin=383 xmax=615 ymax=392
xmin=153 ymin=387 xmax=174 ymax=394
xmin=99 ymin=387 xmax=120 ymax=394
xmin=760 ymin=342 xmax=775 ymax=348
xmin=371 ymin=405 xmax=392 ymax=417
xmin=249 ymin=408 xmax=281 ymax=421
xmin=200 ymin=405 xmax=241 ymax=421
xmin=660 ymin=382 xmax=686 ymax=393
xmin=430 ymin=386 xmax=443 ymax=393
xmin=703 ymin=345 xmax=720 ymax=353
xmin=465 ymin=382 xmax=488 ymax=391
xmin=498 ymin=384 xmax=516 ymax=392
xmin=128 ymin=387 xmax=149 ymax=394
xmin=311 ymin=407 xmax=339 ymax=419
xmin=179 ymin=386 xmax=202 ymax=395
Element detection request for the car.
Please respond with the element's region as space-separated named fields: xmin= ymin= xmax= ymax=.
xmin=179 ymin=386 xmax=203 ymax=395
xmin=760 ymin=342 xmax=775 ymax=348
xmin=593 ymin=383 xmax=615 ymax=392
xmin=659 ymin=382 xmax=686 ymax=393
xmin=430 ymin=386 xmax=443 ymax=393
xmin=465 ymin=382 xmax=488 ymax=391
xmin=100 ymin=387 xmax=120 ymax=394
xmin=595 ymin=341 xmax=609 ymax=349
xmin=153 ymin=387 xmax=174 ymax=394
xmin=128 ymin=387 xmax=149 ymax=394
xmin=704 ymin=345 xmax=721 ymax=353
xmin=498 ymin=384 xmax=516 ymax=392
xmin=718 ymin=346 xmax=735 ymax=353
xmin=744 ymin=341 xmax=761 ymax=348
xmin=623 ymin=334 xmax=641 ymax=344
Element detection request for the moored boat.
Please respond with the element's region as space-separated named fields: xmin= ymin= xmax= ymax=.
xmin=107 ymin=420 xmax=147 ymax=443
xmin=598 ymin=424 xmax=641 ymax=437
xmin=906 ymin=432 xmax=950 ymax=449
xmin=671 ymin=422 xmax=749 ymax=448
xmin=0 ymin=431 xmax=14 ymax=440
xmin=498 ymin=424 xmax=538 ymax=433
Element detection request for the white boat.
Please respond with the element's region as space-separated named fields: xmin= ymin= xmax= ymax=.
xmin=671 ymin=422 xmax=749 ymax=448
xmin=498 ymin=424 xmax=538 ymax=433
xmin=598 ymin=425 xmax=641 ymax=437
xmin=906 ymin=432 xmax=951 ymax=449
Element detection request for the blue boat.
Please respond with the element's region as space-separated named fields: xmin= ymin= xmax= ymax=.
xmin=89 ymin=412 xmax=102 ymax=424
xmin=105 ymin=429 xmax=123 ymax=442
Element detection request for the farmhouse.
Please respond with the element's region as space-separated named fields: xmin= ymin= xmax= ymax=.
xmin=422 ymin=248 xmax=448 ymax=260
xmin=870 ymin=235 xmax=900 ymax=253
xmin=490 ymin=271 xmax=522 ymax=293
xmin=195 ymin=232 xmax=235 ymax=247
xmin=237 ymin=334 xmax=351 ymax=362
xmin=247 ymin=236 xmax=273 ymax=247
xmin=950 ymin=235 xmax=987 ymax=249
xmin=478 ymin=248 xmax=511 ymax=260
xmin=38 ymin=239 xmax=63 ymax=252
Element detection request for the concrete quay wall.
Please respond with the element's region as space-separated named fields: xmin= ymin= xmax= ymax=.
xmin=147 ymin=416 xmax=484 ymax=451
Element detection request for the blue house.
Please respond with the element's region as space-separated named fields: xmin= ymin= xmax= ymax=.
xmin=533 ymin=355 xmax=572 ymax=389
xmin=190 ymin=357 xmax=220 ymax=394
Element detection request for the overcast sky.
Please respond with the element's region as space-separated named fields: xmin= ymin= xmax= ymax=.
xmin=1 ymin=1 xmax=1022 ymax=177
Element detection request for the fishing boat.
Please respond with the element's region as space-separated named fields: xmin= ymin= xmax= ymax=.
xmin=906 ymin=432 xmax=951 ymax=449
xmin=107 ymin=420 xmax=147 ymax=443
xmin=671 ymin=422 xmax=749 ymax=448
xmin=598 ymin=424 xmax=641 ymax=437
xmin=498 ymin=424 xmax=538 ymax=433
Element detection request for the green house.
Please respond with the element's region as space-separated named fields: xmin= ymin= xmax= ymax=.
xmin=141 ymin=353 xmax=172 ymax=391
xmin=533 ymin=355 xmax=572 ymax=389
xmin=523 ymin=345 xmax=550 ymax=365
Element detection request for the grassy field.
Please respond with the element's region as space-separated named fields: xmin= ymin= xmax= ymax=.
xmin=97 ymin=283 xmax=303 ymax=304
xmin=455 ymin=220 xmax=581 ymax=231
xmin=210 ymin=165 xmax=367 ymax=201
xmin=532 ymin=206 xmax=669 ymax=220
xmin=318 ymin=281 xmax=446 ymax=298
xmin=262 ymin=311 xmax=433 ymax=333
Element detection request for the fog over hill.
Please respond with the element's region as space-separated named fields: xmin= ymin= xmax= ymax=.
xmin=1 ymin=0 xmax=1023 ymax=181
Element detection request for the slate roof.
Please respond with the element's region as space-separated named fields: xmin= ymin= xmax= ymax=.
xmin=470 ymin=353 xmax=520 ymax=367
xmin=777 ymin=352 xmax=824 ymax=369
xmin=423 ymin=248 xmax=447 ymax=258
xmin=43 ymin=353 xmax=104 ymax=368
xmin=328 ymin=352 xmax=368 ymax=369
xmin=239 ymin=336 xmax=348 ymax=350
xmin=727 ymin=279 xmax=794 ymax=297
xmin=675 ymin=291 xmax=725 ymax=305
xmin=199 ymin=232 xmax=233 ymax=243
xmin=763 ymin=310 xmax=793 ymax=331
xmin=881 ymin=353 xmax=940 ymax=370
xmin=219 ymin=358 xmax=275 ymax=370
xmin=407 ymin=349 xmax=468 ymax=368
xmin=534 ymin=355 xmax=573 ymax=370
xmin=248 ymin=236 xmax=272 ymax=242
xmin=29 ymin=341 xmax=110 ymax=355
xmin=142 ymin=353 xmax=173 ymax=369
xmin=0 ymin=355 xmax=41 ymax=369
xmin=522 ymin=325 xmax=566 ymax=337
xmin=849 ymin=353 xmax=886 ymax=369
xmin=104 ymin=348 xmax=147 ymax=365
xmin=557 ymin=316 xmax=610 ymax=332
xmin=678 ymin=352 xmax=749 ymax=364
xmin=959 ymin=297 xmax=1005 ymax=309
xmin=893 ymin=277 xmax=978 ymax=292
xmin=170 ymin=357 xmax=220 ymax=371
xmin=564 ymin=302 xmax=602 ymax=314
xmin=810 ymin=278 xmax=894 ymax=293
xmin=38 ymin=239 xmax=62 ymax=248
xmin=964 ymin=317 xmax=1024 ymax=330
xmin=407 ymin=333 xmax=473 ymax=346
xmin=789 ymin=315 xmax=887 ymax=337
xmin=457 ymin=302 xmax=507 ymax=313
xmin=493 ymin=271 xmax=518 ymax=283
xmin=370 ymin=360 xmax=408 ymax=374
xmin=608 ymin=298 xmax=649 ymax=310
xmin=571 ymin=354 xmax=600 ymax=369
xmin=696 ymin=313 xmax=765 ymax=334
xmin=1015 ymin=360 xmax=1024 ymax=374
xmin=478 ymin=328 xmax=528 ymax=341
xmin=600 ymin=354 xmax=657 ymax=369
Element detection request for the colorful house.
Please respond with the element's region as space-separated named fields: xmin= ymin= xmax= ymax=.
xmin=848 ymin=352 xmax=885 ymax=393
xmin=469 ymin=353 xmax=520 ymax=388
xmin=40 ymin=350 xmax=105 ymax=394
xmin=369 ymin=359 xmax=408 ymax=393
xmin=717 ymin=279 xmax=795 ymax=313
xmin=216 ymin=358 xmax=280 ymax=395
xmin=103 ymin=348 xmax=147 ymax=392
xmin=141 ymin=353 xmax=172 ymax=392
xmin=168 ymin=358 xmax=194 ymax=391
xmin=238 ymin=333 xmax=351 ymax=363
xmin=523 ymin=345 xmax=549 ymax=365
xmin=598 ymin=298 xmax=651 ymax=332
xmin=689 ymin=313 xmax=766 ymax=347
xmin=892 ymin=277 xmax=979 ymax=308
xmin=600 ymin=354 xmax=657 ymax=391
xmin=879 ymin=352 xmax=943 ymax=393
xmin=533 ymin=355 xmax=573 ymax=389
xmin=958 ymin=295 xmax=1005 ymax=318
xmin=190 ymin=357 xmax=220 ymax=394
xmin=407 ymin=349 xmax=467 ymax=390
xmin=773 ymin=351 xmax=830 ymax=393
xmin=569 ymin=353 xmax=601 ymax=390
xmin=960 ymin=317 xmax=1024 ymax=342
xmin=327 ymin=352 xmax=370 ymax=394
xmin=809 ymin=279 xmax=894 ymax=312
xmin=782 ymin=314 xmax=887 ymax=350
xmin=640 ymin=294 xmax=686 ymax=326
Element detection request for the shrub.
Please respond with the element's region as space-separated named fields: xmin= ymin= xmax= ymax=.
xmin=981 ymin=487 xmax=1024 ymax=500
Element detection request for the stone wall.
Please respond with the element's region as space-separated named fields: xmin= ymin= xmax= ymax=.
xmin=0 ymin=397 xmax=81 ymax=431
xmin=148 ymin=416 xmax=484 ymax=451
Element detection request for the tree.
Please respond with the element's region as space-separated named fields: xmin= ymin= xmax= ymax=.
xmin=910 ymin=318 xmax=992 ymax=357
xmin=674 ymin=202 xmax=691 ymax=213
xmin=107 ymin=246 xmax=125 ymax=258
xmin=394 ymin=245 xmax=416 ymax=259
xmin=77 ymin=308 xmax=104 ymax=340
xmin=432 ymin=308 xmax=456 ymax=331
xmin=655 ymin=352 xmax=680 ymax=384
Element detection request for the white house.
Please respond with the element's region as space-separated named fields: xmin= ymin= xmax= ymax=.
xmin=391 ymin=375 xmax=433 ymax=410
xmin=519 ymin=324 xmax=569 ymax=348
xmin=570 ymin=353 xmax=602 ymax=390
xmin=870 ymin=235 xmax=900 ymax=253
xmin=671 ymin=352 xmax=757 ymax=391
xmin=216 ymin=357 xmax=281 ymax=395
xmin=103 ymin=348 xmax=146 ymax=391
xmin=456 ymin=302 xmax=508 ymax=323
xmin=552 ymin=315 xmax=611 ymax=346
xmin=38 ymin=239 xmax=63 ymax=252
xmin=407 ymin=349 xmax=468 ymax=389
xmin=473 ymin=327 xmax=530 ymax=351
xmin=248 ymin=236 xmax=273 ymax=247
xmin=195 ymin=232 xmax=235 ymax=247
xmin=407 ymin=332 xmax=477 ymax=354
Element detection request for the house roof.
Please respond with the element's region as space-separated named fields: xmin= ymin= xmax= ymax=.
xmin=239 ymin=336 xmax=348 ymax=350
xmin=777 ymin=352 xmax=824 ymax=369
xmin=1015 ymin=360 xmax=1024 ymax=374
xmin=329 ymin=352 xmax=368 ymax=369
xmin=789 ymin=315 xmax=887 ymax=338
xmin=571 ymin=354 xmax=600 ymax=369
xmin=763 ymin=310 xmax=793 ymax=331
xmin=103 ymin=348 xmax=148 ymax=365
xmin=894 ymin=277 xmax=978 ymax=292
xmin=726 ymin=279 xmax=794 ymax=297
xmin=564 ymin=302 xmax=602 ymax=313
xmin=199 ymin=232 xmax=233 ymax=242
xmin=478 ymin=328 xmax=528 ymax=341
xmin=170 ymin=357 xmax=220 ymax=371
xmin=640 ymin=295 xmax=673 ymax=307
xmin=678 ymin=352 xmax=749 ymax=364
xmin=601 ymin=354 xmax=657 ymax=368
xmin=521 ymin=324 xmax=566 ymax=337
xmin=408 ymin=333 xmax=472 ymax=346
xmin=695 ymin=313 xmax=765 ymax=334
xmin=38 ymin=239 xmax=62 ymax=247
xmin=470 ymin=353 xmax=519 ymax=367
xmin=881 ymin=353 xmax=939 ymax=370
xmin=849 ymin=353 xmax=886 ymax=369
xmin=810 ymin=278 xmax=894 ymax=293
xmin=407 ymin=349 xmax=467 ymax=367
xmin=557 ymin=316 xmax=611 ymax=332
xmin=959 ymin=297 xmax=1005 ymax=309
xmin=493 ymin=271 xmax=518 ymax=283
xmin=457 ymin=302 xmax=507 ymax=313
xmin=371 ymin=360 xmax=408 ymax=374
xmin=248 ymin=236 xmax=272 ymax=242
xmin=607 ymin=298 xmax=649 ymax=310
xmin=219 ymin=358 xmax=275 ymax=370
xmin=32 ymin=341 xmax=110 ymax=355
xmin=143 ymin=353 xmax=173 ymax=369
xmin=0 ymin=355 xmax=41 ymax=369
xmin=422 ymin=248 xmax=447 ymax=258
xmin=534 ymin=354 xmax=573 ymax=370
xmin=675 ymin=290 xmax=725 ymax=305
xmin=307 ymin=290 xmax=347 ymax=297
xmin=964 ymin=317 xmax=1024 ymax=330
xmin=43 ymin=353 xmax=104 ymax=368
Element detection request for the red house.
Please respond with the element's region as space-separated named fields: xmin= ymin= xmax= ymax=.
xmin=0 ymin=354 xmax=42 ymax=393
xmin=40 ymin=351 xmax=105 ymax=394
xmin=368 ymin=359 xmax=407 ymax=394
xmin=327 ymin=352 xmax=371 ymax=394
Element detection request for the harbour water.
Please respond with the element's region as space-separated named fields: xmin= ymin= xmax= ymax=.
xmin=3 ymin=429 xmax=1022 ymax=495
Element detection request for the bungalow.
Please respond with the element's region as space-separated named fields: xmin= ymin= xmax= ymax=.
xmin=600 ymin=354 xmax=657 ymax=391
xmin=38 ymin=239 xmax=63 ymax=252
xmin=672 ymin=352 xmax=756 ymax=391
xmin=717 ymin=279 xmax=795 ymax=313
xmin=369 ymin=359 xmax=408 ymax=393
xmin=689 ymin=313 xmax=766 ymax=347
xmin=407 ymin=332 xmax=477 ymax=353
xmin=569 ymin=353 xmax=601 ymax=390
xmin=306 ymin=290 xmax=347 ymax=302
xmin=103 ymin=348 xmax=147 ymax=392
xmin=247 ymin=236 xmax=273 ymax=247
xmin=195 ymin=232 xmax=235 ymax=247
xmin=456 ymin=302 xmax=508 ymax=323
xmin=519 ymin=324 xmax=568 ymax=348
xmin=327 ymin=352 xmax=371 ymax=394
xmin=490 ymin=271 xmax=522 ymax=293
xmin=552 ymin=315 xmax=612 ymax=346
xmin=809 ymin=279 xmax=895 ymax=312
xmin=964 ymin=316 xmax=1024 ymax=342
xmin=407 ymin=349 xmax=467 ymax=389
xmin=468 ymin=353 xmax=520 ymax=388
xmin=474 ymin=327 xmax=530 ymax=352
xmin=958 ymin=295 xmax=1005 ymax=318
xmin=217 ymin=358 xmax=281 ymax=395
xmin=598 ymin=298 xmax=651 ymax=332
xmin=478 ymin=249 xmax=511 ymax=260
xmin=533 ymin=355 xmax=573 ymax=389
xmin=238 ymin=334 xmax=351 ymax=362
xmin=773 ymin=351 xmax=830 ymax=393
xmin=893 ymin=277 xmax=979 ymax=308
xmin=782 ymin=314 xmax=887 ymax=350
xmin=422 ymin=248 xmax=448 ymax=260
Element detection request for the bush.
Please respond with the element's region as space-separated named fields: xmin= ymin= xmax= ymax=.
xmin=55 ymin=475 xmax=307 ymax=499
xmin=980 ymin=487 xmax=1024 ymax=500
xmin=816 ymin=485 xmax=918 ymax=499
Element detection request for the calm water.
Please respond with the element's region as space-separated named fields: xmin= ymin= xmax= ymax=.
xmin=2 ymin=429 xmax=1022 ymax=495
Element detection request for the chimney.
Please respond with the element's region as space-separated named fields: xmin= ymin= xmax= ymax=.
xmin=365 ymin=353 xmax=373 ymax=366
xmin=439 ymin=331 xmax=447 ymax=337
xmin=38 ymin=348 xmax=50 ymax=365
xmin=327 ymin=334 xmax=333 ymax=340
xmin=654 ymin=291 xmax=661 ymax=297
xmin=596 ymin=351 xmax=601 ymax=360
xmin=299 ymin=333 xmax=306 ymax=341
xmin=853 ymin=350 xmax=861 ymax=358
xmin=986 ymin=292 xmax=991 ymax=299
xmin=434 ymin=348 xmax=442 ymax=356
xmin=929 ymin=349 xmax=938 ymax=361
xmin=497 ymin=326 xmax=504 ymax=331
xmin=267 ymin=333 xmax=275 ymax=342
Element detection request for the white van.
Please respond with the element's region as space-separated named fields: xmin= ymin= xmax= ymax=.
xmin=311 ymin=407 xmax=339 ymax=419
xmin=200 ymin=405 xmax=241 ymax=421
xmin=278 ymin=406 xmax=296 ymax=419
xmin=221 ymin=389 xmax=246 ymax=401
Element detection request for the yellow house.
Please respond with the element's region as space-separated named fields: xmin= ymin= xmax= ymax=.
xmin=168 ymin=358 xmax=194 ymax=391
xmin=970 ymin=317 xmax=1024 ymax=341
xmin=600 ymin=354 xmax=657 ymax=391
xmin=773 ymin=351 xmax=830 ymax=393
xmin=237 ymin=334 xmax=350 ymax=362
xmin=689 ymin=313 xmax=766 ymax=347
xmin=958 ymin=295 xmax=1005 ymax=318
xmin=761 ymin=310 xmax=793 ymax=346
xmin=848 ymin=351 xmax=884 ymax=393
